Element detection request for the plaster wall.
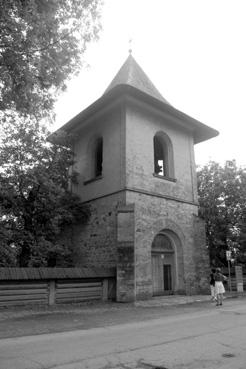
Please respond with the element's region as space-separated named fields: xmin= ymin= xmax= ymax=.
xmin=72 ymin=106 xmax=125 ymax=202
xmin=125 ymin=102 xmax=198 ymax=203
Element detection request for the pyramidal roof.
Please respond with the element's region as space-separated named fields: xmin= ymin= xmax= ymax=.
xmin=104 ymin=54 xmax=171 ymax=105
xmin=49 ymin=54 xmax=219 ymax=145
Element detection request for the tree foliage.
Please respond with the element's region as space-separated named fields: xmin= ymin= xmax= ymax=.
xmin=0 ymin=0 xmax=102 ymax=118
xmin=0 ymin=117 xmax=90 ymax=266
xmin=0 ymin=1 xmax=102 ymax=266
xmin=197 ymin=160 xmax=246 ymax=266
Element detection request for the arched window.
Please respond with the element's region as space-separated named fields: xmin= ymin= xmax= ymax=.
xmin=85 ymin=135 xmax=103 ymax=182
xmin=152 ymin=233 xmax=174 ymax=253
xmin=153 ymin=132 xmax=174 ymax=179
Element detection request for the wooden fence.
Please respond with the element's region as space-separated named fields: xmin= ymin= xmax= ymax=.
xmin=224 ymin=276 xmax=246 ymax=292
xmin=222 ymin=266 xmax=246 ymax=292
xmin=0 ymin=268 xmax=116 ymax=307
xmin=230 ymin=277 xmax=245 ymax=291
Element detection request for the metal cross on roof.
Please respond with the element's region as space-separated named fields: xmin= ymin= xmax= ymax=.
xmin=128 ymin=38 xmax=133 ymax=54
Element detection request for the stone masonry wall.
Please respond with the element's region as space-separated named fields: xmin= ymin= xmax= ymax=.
xmin=192 ymin=215 xmax=210 ymax=294
xmin=116 ymin=204 xmax=135 ymax=302
xmin=70 ymin=192 xmax=126 ymax=268
xmin=126 ymin=191 xmax=209 ymax=299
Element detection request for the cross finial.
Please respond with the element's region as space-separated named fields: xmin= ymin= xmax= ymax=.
xmin=128 ymin=38 xmax=133 ymax=54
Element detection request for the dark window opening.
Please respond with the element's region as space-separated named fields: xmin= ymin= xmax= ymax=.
xmin=163 ymin=264 xmax=172 ymax=291
xmin=95 ymin=137 xmax=103 ymax=177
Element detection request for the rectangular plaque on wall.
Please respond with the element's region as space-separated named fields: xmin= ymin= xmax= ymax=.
xmin=117 ymin=211 xmax=134 ymax=243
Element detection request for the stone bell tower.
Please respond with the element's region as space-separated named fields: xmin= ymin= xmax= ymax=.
xmin=51 ymin=54 xmax=218 ymax=301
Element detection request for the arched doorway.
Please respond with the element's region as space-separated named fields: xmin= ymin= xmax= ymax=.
xmin=151 ymin=232 xmax=175 ymax=295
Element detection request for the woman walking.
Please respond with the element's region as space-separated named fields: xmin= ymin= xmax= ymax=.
xmin=214 ymin=267 xmax=227 ymax=306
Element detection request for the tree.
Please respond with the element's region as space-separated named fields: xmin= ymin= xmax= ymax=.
xmin=0 ymin=117 xmax=90 ymax=266
xmin=0 ymin=0 xmax=102 ymax=266
xmin=0 ymin=0 xmax=102 ymax=118
xmin=0 ymin=1 xmax=102 ymax=265
xmin=197 ymin=160 xmax=246 ymax=266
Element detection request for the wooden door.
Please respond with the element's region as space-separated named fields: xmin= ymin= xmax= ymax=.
xmin=152 ymin=254 xmax=164 ymax=295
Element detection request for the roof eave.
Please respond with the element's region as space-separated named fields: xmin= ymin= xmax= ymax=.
xmin=120 ymin=86 xmax=219 ymax=144
xmin=49 ymin=84 xmax=219 ymax=145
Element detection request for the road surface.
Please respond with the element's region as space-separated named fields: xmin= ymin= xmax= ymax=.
xmin=0 ymin=299 xmax=246 ymax=369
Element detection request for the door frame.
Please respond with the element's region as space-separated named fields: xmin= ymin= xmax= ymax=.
xmin=151 ymin=250 xmax=174 ymax=296
xmin=151 ymin=231 xmax=175 ymax=296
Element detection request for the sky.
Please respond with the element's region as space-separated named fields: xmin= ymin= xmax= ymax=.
xmin=54 ymin=0 xmax=246 ymax=167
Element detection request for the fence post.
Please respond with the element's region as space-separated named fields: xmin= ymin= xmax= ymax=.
xmin=235 ymin=266 xmax=244 ymax=293
xmin=48 ymin=280 xmax=56 ymax=305
xmin=102 ymin=278 xmax=108 ymax=301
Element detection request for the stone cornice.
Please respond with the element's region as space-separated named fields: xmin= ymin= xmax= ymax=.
xmin=83 ymin=186 xmax=199 ymax=207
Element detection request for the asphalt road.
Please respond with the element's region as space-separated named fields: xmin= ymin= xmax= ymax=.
xmin=0 ymin=298 xmax=246 ymax=369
